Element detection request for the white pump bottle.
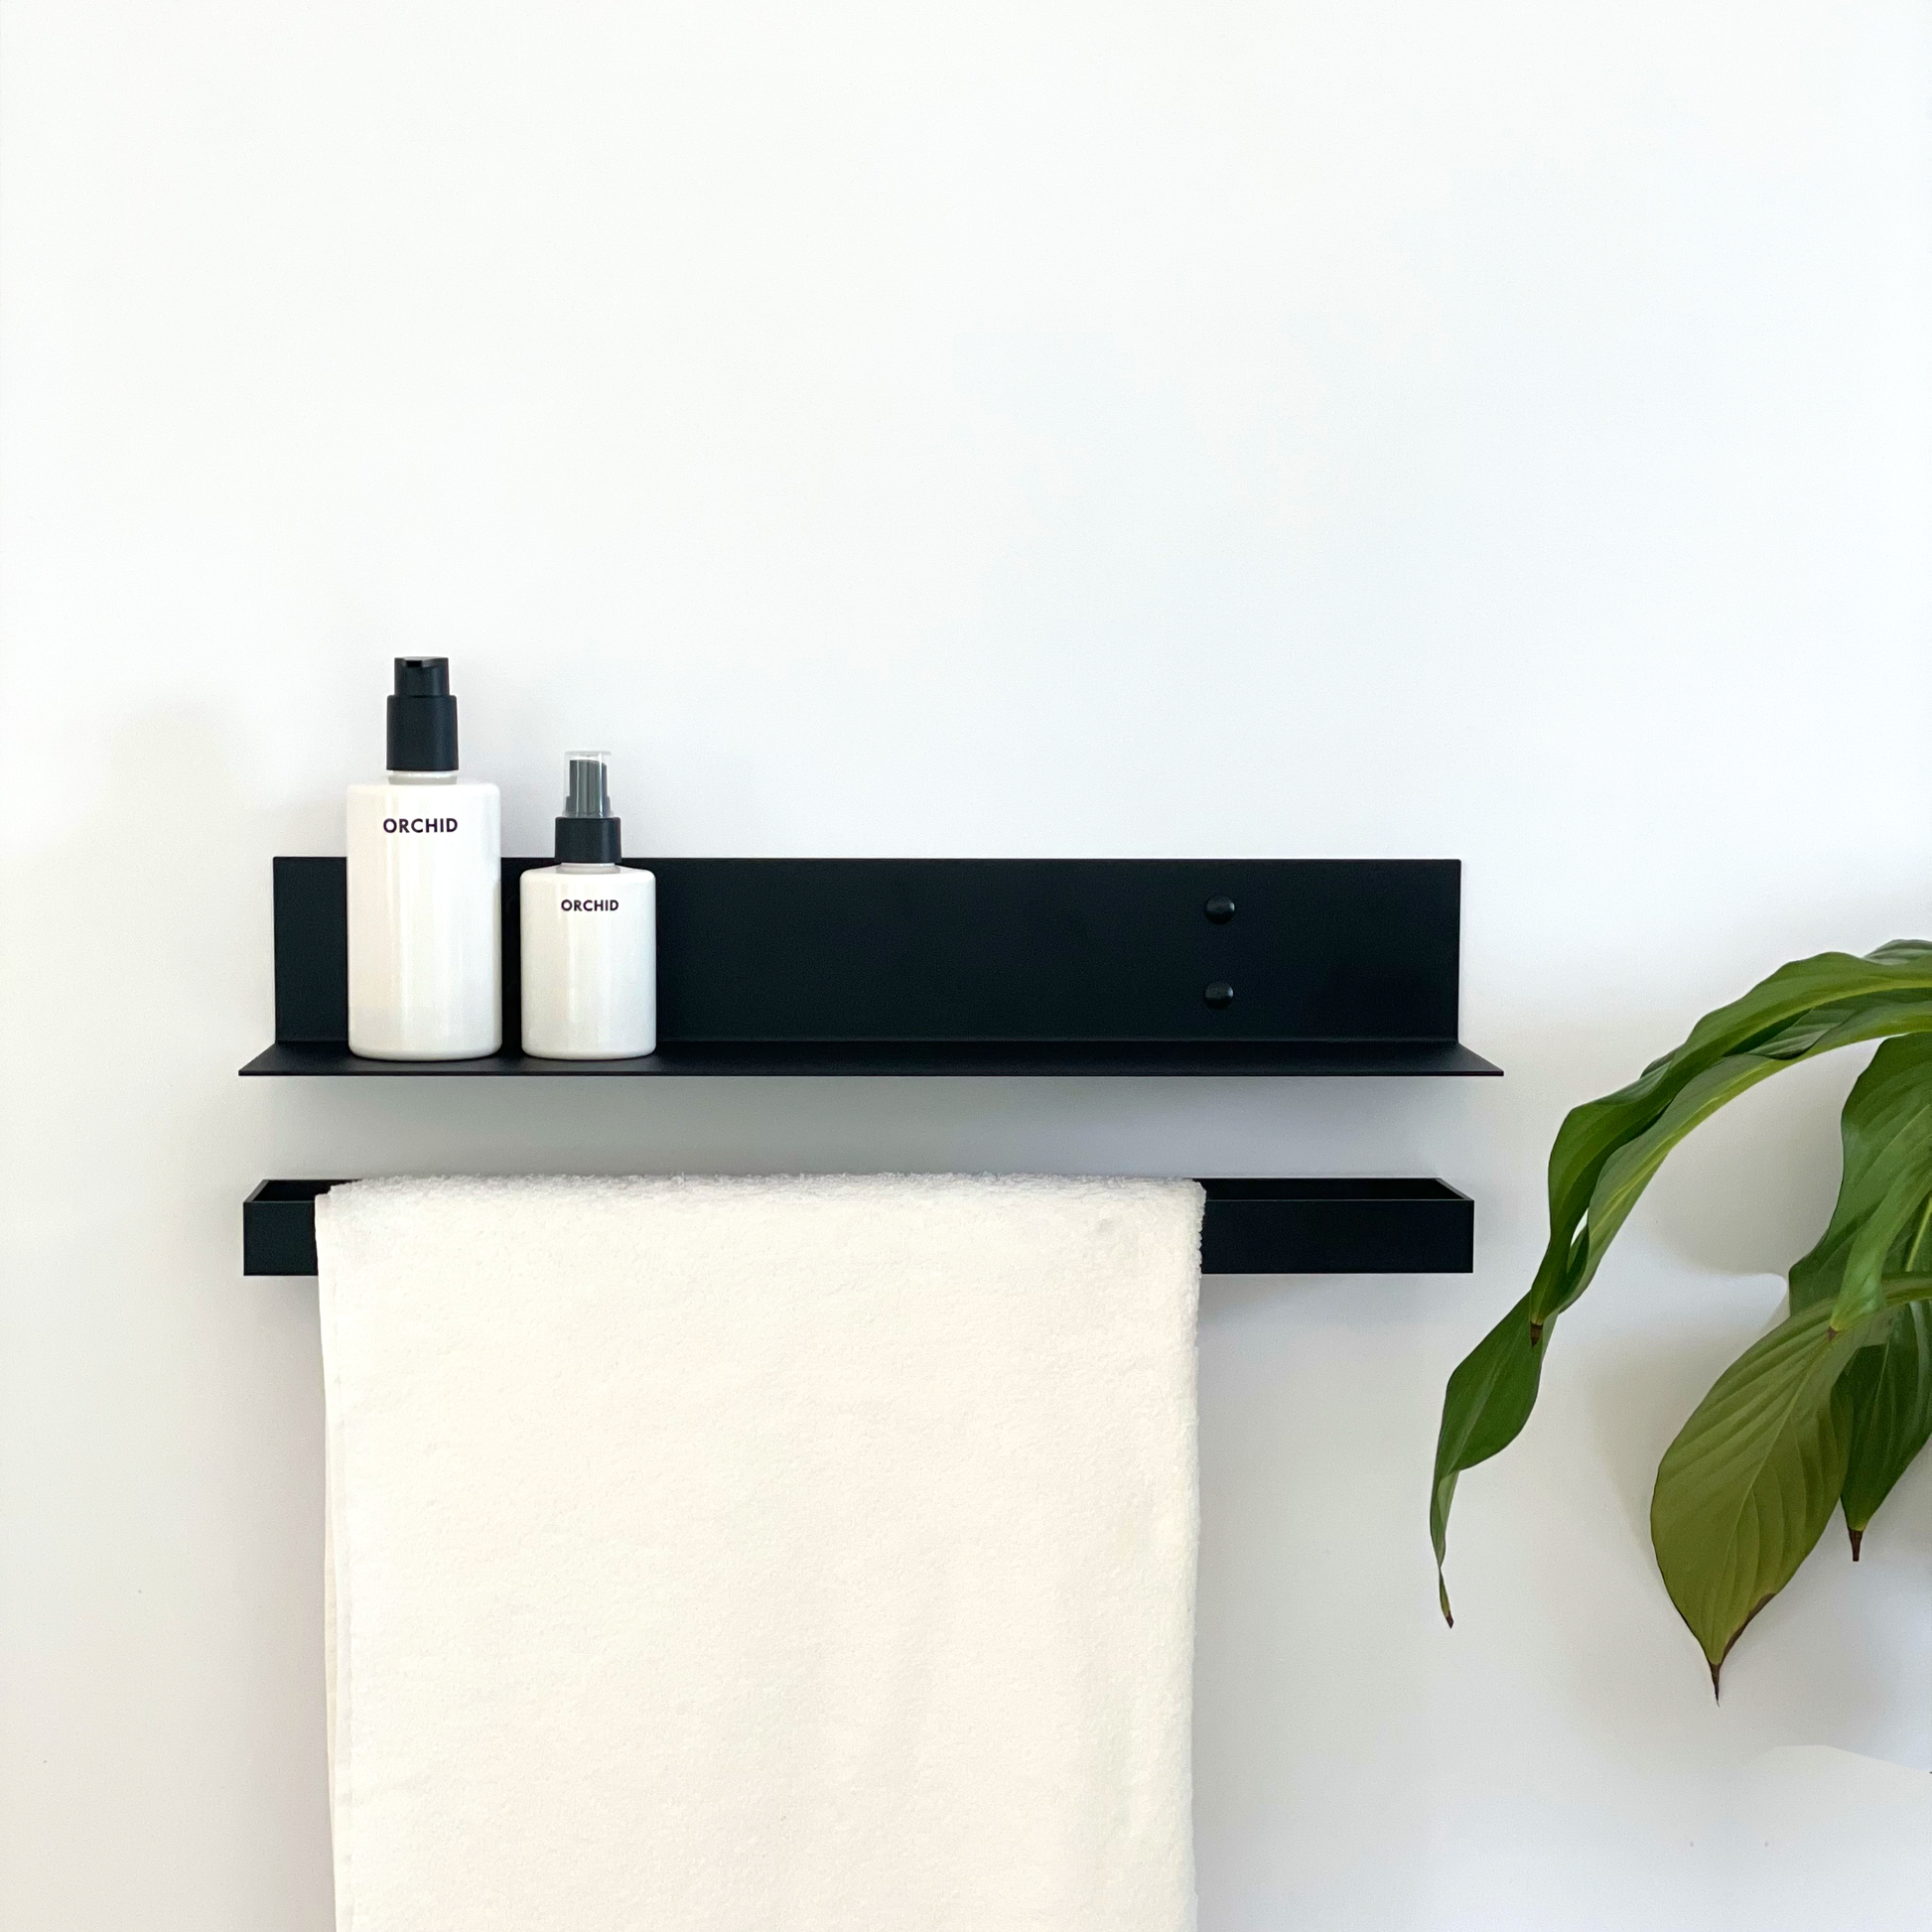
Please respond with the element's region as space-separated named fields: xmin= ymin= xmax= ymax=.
xmin=345 ymin=657 xmax=501 ymax=1059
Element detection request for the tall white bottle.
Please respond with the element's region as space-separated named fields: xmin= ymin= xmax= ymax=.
xmin=519 ymin=753 xmax=656 ymax=1059
xmin=346 ymin=657 xmax=501 ymax=1059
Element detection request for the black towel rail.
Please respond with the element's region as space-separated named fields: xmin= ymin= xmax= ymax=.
xmin=243 ymin=1176 xmax=1475 ymax=1279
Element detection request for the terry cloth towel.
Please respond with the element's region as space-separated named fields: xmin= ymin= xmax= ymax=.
xmin=318 ymin=1173 xmax=1203 ymax=1932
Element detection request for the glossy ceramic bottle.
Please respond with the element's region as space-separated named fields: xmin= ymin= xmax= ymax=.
xmin=345 ymin=658 xmax=501 ymax=1059
xmin=519 ymin=753 xmax=656 ymax=1059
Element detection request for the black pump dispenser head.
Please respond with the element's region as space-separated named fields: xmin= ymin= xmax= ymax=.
xmin=386 ymin=657 xmax=459 ymax=771
xmin=555 ymin=752 xmax=622 ymax=864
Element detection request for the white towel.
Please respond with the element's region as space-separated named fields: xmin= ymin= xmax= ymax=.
xmin=318 ymin=1173 xmax=1203 ymax=1932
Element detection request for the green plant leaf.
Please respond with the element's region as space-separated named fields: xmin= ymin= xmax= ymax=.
xmin=1650 ymin=1274 xmax=1932 ymax=1691
xmin=1839 ymin=1303 xmax=1932 ymax=1555
xmin=1434 ymin=943 xmax=1932 ymax=1627
xmin=1787 ymin=1036 xmax=1932 ymax=1311
xmin=1782 ymin=1036 xmax=1932 ymax=1552
xmin=1533 ymin=951 xmax=1932 ymax=1246
xmin=1429 ymin=1293 xmax=1545 ymax=1622
xmin=1532 ymin=967 xmax=1932 ymax=1329
xmin=1810 ymin=1036 xmax=1932 ymax=1330
xmin=1526 ymin=943 xmax=1932 ymax=1326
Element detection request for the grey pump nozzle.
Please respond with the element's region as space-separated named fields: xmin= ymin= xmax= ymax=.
xmin=565 ymin=754 xmax=612 ymax=819
xmin=555 ymin=752 xmax=622 ymax=864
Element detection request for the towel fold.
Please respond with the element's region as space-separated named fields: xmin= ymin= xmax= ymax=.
xmin=319 ymin=1173 xmax=1202 ymax=1931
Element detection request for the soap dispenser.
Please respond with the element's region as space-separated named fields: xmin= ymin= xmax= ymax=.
xmin=346 ymin=657 xmax=502 ymax=1059
xmin=519 ymin=754 xmax=656 ymax=1059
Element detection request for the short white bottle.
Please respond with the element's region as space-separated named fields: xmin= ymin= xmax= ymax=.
xmin=346 ymin=657 xmax=502 ymax=1059
xmin=519 ymin=753 xmax=656 ymax=1059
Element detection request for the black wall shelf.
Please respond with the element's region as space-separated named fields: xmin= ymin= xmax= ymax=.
xmin=241 ymin=857 xmax=1502 ymax=1079
xmin=246 ymin=1039 xmax=1497 ymax=1077
xmin=244 ymin=1177 xmax=1476 ymax=1278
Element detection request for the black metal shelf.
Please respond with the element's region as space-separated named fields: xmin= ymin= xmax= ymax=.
xmin=244 ymin=856 xmax=1502 ymax=1079
xmin=244 ymin=1177 xmax=1476 ymax=1277
xmin=242 ymin=1038 xmax=1499 ymax=1078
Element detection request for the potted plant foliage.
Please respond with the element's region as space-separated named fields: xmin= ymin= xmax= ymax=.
xmin=1433 ymin=941 xmax=1932 ymax=1692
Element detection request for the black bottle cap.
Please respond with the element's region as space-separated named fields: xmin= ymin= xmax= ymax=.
xmin=556 ymin=816 xmax=622 ymax=863
xmin=386 ymin=657 xmax=459 ymax=771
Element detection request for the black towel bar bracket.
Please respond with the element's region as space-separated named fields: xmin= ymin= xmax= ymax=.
xmin=243 ymin=1177 xmax=1475 ymax=1278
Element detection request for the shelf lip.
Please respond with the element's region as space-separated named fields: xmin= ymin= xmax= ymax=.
xmin=244 ymin=1176 xmax=1475 ymax=1277
xmin=240 ymin=1038 xmax=1503 ymax=1078
xmin=1196 ymin=1175 xmax=1470 ymax=1202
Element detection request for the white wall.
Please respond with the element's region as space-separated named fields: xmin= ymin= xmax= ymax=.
xmin=4 ymin=3 xmax=1930 ymax=1925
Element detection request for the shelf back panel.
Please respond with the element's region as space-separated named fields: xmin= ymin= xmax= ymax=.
xmin=273 ymin=856 xmax=1463 ymax=1047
